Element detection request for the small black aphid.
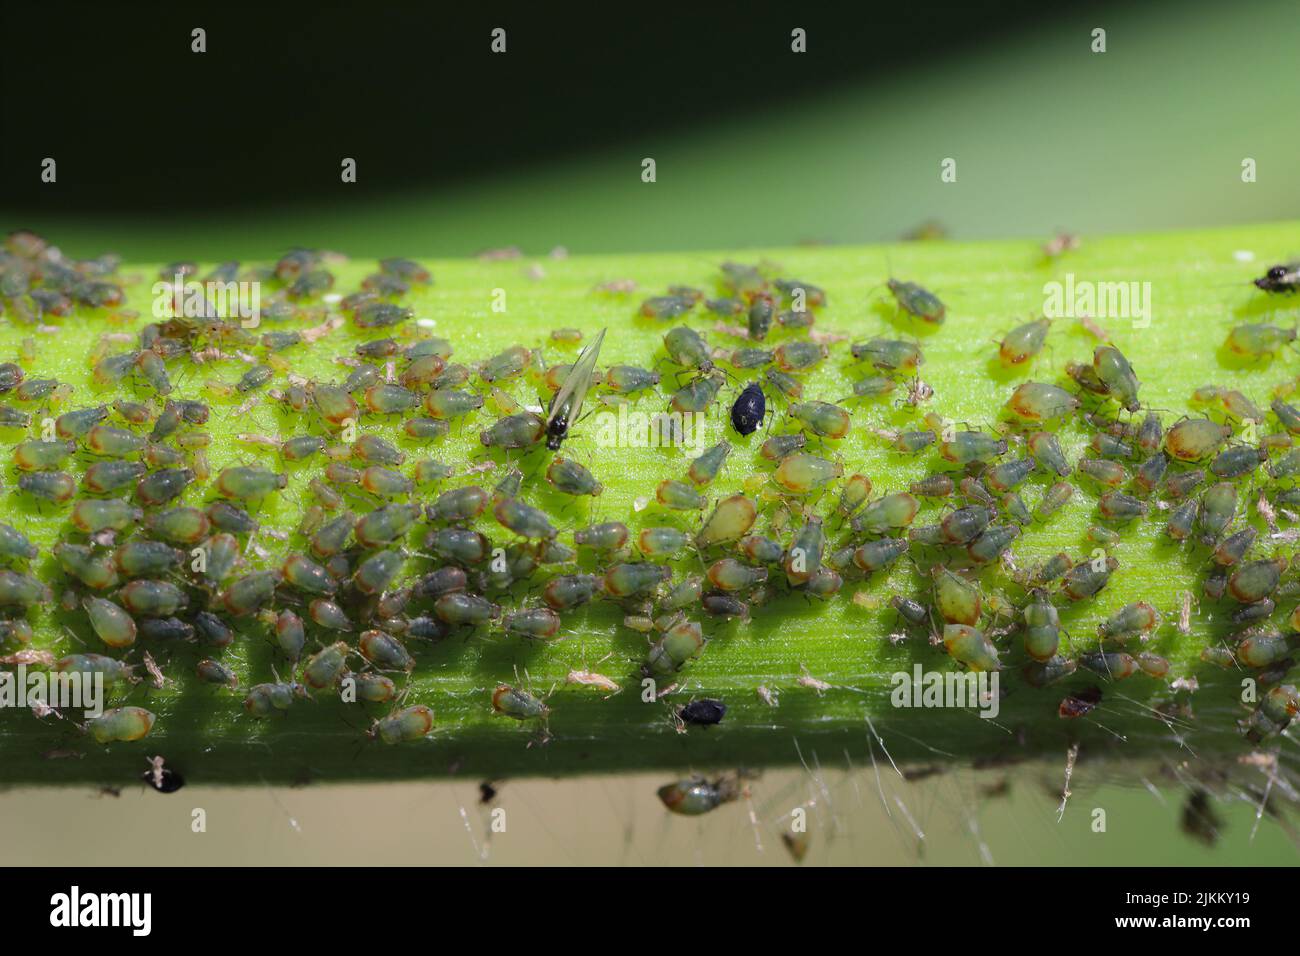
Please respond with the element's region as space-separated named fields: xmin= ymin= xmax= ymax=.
xmin=677 ymin=698 xmax=727 ymax=727
xmin=479 ymin=781 xmax=498 ymax=804
xmin=1254 ymin=263 xmax=1300 ymax=294
xmin=730 ymin=382 xmax=765 ymax=436
xmin=142 ymin=758 xmax=185 ymax=794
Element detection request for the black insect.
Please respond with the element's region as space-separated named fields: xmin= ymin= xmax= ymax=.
xmin=730 ymin=382 xmax=766 ymax=436
xmin=677 ymin=698 xmax=727 ymax=727
xmin=142 ymin=757 xmax=185 ymax=794
xmin=1255 ymin=263 xmax=1300 ymax=294
xmin=479 ymin=781 xmax=498 ymax=804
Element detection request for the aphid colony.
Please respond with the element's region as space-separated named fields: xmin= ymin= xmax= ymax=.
xmin=2 ymin=231 xmax=1297 ymax=816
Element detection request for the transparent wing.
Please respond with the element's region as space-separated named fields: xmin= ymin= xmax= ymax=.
xmin=547 ymin=327 xmax=606 ymax=427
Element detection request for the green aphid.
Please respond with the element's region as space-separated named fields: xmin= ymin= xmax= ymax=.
xmin=372 ymin=703 xmax=434 ymax=743
xmin=14 ymin=438 xmax=75 ymax=471
xmin=1211 ymin=445 xmax=1266 ymax=480
xmin=353 ymin=301 xmax=412 ymax=329
xmin=142 ymin=443 xmax=185 ymax=469
xmin=637 ymin=293 xmax=695 ymax=322
xmin=309 ymin=382 xmax=359 ymax=428
xmin=134 ymin=350 xmax=172 ymax=395
xmin=603 ymin=365 xmax=661 ymax=395
xmin=1198 ymin=481 xmax=1238 ymax=541
xmin=967 ymin=524 xmax=1019 ymax=564
xmin=939 ymin=430 xmax=1007 ymax=465
xmin=1132 ymin=453 xmax=1168 ymax=495
xmin=1165 ymin=499 xmax=1198 ymax=541
xmin=491 ymin=684 xmax=549 ymax=721
xmin=851 ymin=537 xmax=909 ymax=573
xmin=773 ymin=454 xmax=843 ymax=494
xmin=645 ymin=619 xmax=705 ymax=677
xmin=1242 ymin=684 xmax=1300 ymax=743
xmin=423 ymin=487 xmax=485 ymax=526
xmin=1028 ymin=431 xmax=1071 ymax=476
xmin=1022 ymin=655 xmax=1078 ymax=688
xmin=359 ymin=465 xmax=414 ymax=498
xmin=352 ymin=672 xmax=397 ymax=703
xmin=663 ymin=326 xmax=712 ymax=371
xmin=280 ymin=435 xmax=326 ymax=462
xmin=56 ymin=653 xmax=136 ymax=687
xmin=354 ymin=503 xmax=422 ymax=551
xmin=404 ymin=418 xmax=451 ymax=441
xmin=398 ymin=354 xmax=448 ymax=391
xmin=405 ymin=338 xmax=453 ymax=363
xmin=669 ymin=371 xmax=724 ymax=414
xmin=244 ymin=681 xmax=304 ymax=718
xmin=207 ymin=501 xmax=258 ymax=535
xmin=487 ymin=497 xmax=555 ymax=542
xmin=480 ymin=411 xmax=545 ymax=449
xmin=886 ymin=278 xmax=945 ymax=324
xmin=353 ymin=550 xmax=406 ymax=596
xmin=234 ymin=365 xmax=273 ymax=393
xmin=886 ymin=430 xmax=932 ymax=455
xmin=657 ymin=775 xmax=740 ymax=816
xmin=706 ymin=557 xmax=767 ymax=591
xmin=434 ymin=592 xmax=499 ymax=626
xmin=92 ymin=352 xmax=139 ymax=387
xmin=802 ymin=568 xmax=843 ymax=599
xmin=656 ymin=479 xmax=705 ymax=511
xmin=1235 ymin=631 xmax=1294 ymax=669
xmin=148 ymin=402 xmax=183 ymax=441
xmin=1225 ymin=324 xmax=1296 ymax=359
xmin=774 ymin=340 xmax=828 ymax=373
xmin=1268 ymin=447 xmax=1300 ymax=479
xmin=603 ymin=562 xmax=672 ymax=598
xmin=325 ymin=462 xmax=361 ymax=487
xmin=1079 ymin=651 xmax=1139 ymax=680
xmin=983 ymin=458 xmax=1034 ymax=495
xmin=119 ymin=579 xmax=186 ymax=617
xmin=362 ymin=383 xmax=419 ymax=415
xmin=790 ymin=401 xmax=851 ymax=439
xmin=534 ymin=574 xmax=596 ymax=613
xmin=426 ymin=528 xmax=491 ymax=564
xmin=297 ymin=641 xmax=350 ymax=691
xmin=1165 ymin=418 xmax=1233 ymax=462
xmin=281 ymin=554 xmax=336 ymax=595
xmin=13 ymin=378 xmax=56 ymax=402
xmin=1087 ymin=524 xmax=1120 ymax=546
xmin=479 ymin=345 xmax=532 ymax=384
xmin=135 ymin=467 xmax=195 ymax=507
xmin=696 ymin=494 xmax=757 ymax=548
xmin=358 ymin=629 xmax=415 ymax=672
xmin=1212 ymin=527 xmax=1257 ymax=567
xmin=114 ymin=539 xmax=184 ymax=577
xmin=1088 ymin=433 xmax=1132 ymax=460
xmin=308 ymin=478 xmax=345 ymax=511
xmin=343 ymin=365 xmax=383 ymax=397
xmin=1092 ymin=345 xmax=1140 ymax=412
xmin=1271 ymin=398 xmax=1300 ymax=435
xmin=686 ymin=441 xmax=731 ymax=487
xmin=910 ymin=474 xmax=954 ymax=498
xmin=306 ymin=514 xmax=354 ymax=562
xmin=547 ymin=457 xmax=603 ymax=497
xmin=83 ymin=596 xmax=136 ymax=648
xmin=834 ymin=473 xmax=873 ymax=519
xmin=935 ymin=567 xmax=982 ymax=629
xmin=1163 ymin=468 xmax=1205 ymax=499
xmin=502 ymin=607 xmax=563 ymax=641
xmin=851 ymin=375 xmax=897 ymax=399
xmin=1061 ymin=556 xmax=1118 ymax=601
xmin=88 ymin=706 xmax=155 ymax=743
xmin=852 ymin=337 xmax=922 ymax=372
xmin=1006 ymin=382 xmax=1079 ymax=423
xmin=262 ymin=330 xmax=302 ymax=352
xmin=760 ymin=433 xmax=807 ymax=460
xmin=854 ymin=492 xmax=920 ymax=535
xmin=1135 ymin=412 xmax=1164 ymax=455
xmin=0 ymin=404 xmax=32 ymax=428
xmin=637 ymin=526 xmax=691 ymax=558
xmin=1021 ymin=590 xmax=1060 ymax=662
xmin=729 ymin=348 xmax=774 ymax=370
xmin=1098 ymin=601 xmax=1159 ymax=641
xmin=999 ymin=317 xmax=1050 ymax=365
xmin=943 ymin=624 xmax=998 ymax=671
xmin=221 ymin=569 xmax=282 ymax=616
xmin=55 ymin=543 xmax=119 ymax=590
xmin=196 ymin=658 xmax=238 ymax=688
xmin=0 ymin=523 xmax=39 ymax=562
xmin=738 ymin=534 xmax=784 ymax=564
xmin=780 ymin=515 xmax=821 ymax=582
xmin=217 ymin=466 xmax=287 ymax=500
xmin=743 ymin=295 xmax=774 ymax=339
xmin=765 ymin=368 xmax=804 ymax=400
xmin=1228 ymin=557 xmax=1287 ymax=604
xmin=1098 ymin=490 xmax=1147 ymax=523
xmin=574 ymin=521 xmax=629 ymax=552
xmin=1076 ymin=458 xmax=1125 ymax=489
